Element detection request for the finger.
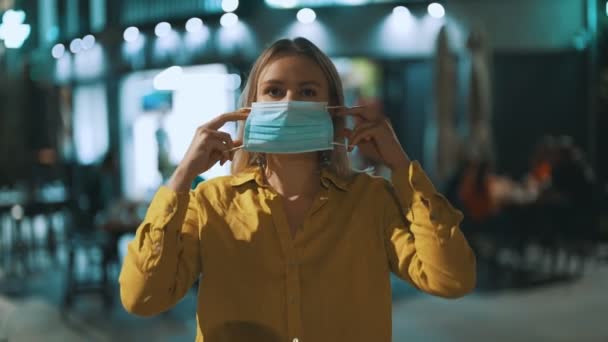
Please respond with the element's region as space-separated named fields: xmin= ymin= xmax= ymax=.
xmin=333 ymin=106 xmax=377 ymax=121
xmin=209 ymin=143 xmax=230 ymax=165
xmin=202 ymin=132 xmax=234 ymax=162
xmin=206 ymin=130 xmax=234 ymax=148
xmin=207 ymin=108 xmax=250 ymax=130
xmin=222 ymin=138 xmax=243 ymax=155
xmin=195 ymin=127 xmax=233 ymax=147
xmin=351 ymin=127 xmax=377 ymax=146
xmin=351 ymin=121 xmax=376 ymax=134
xmin=209 ymin=150 xmax=223 ymax=165
xmin=341 ymin=128 xmax=352 ymax=139
xmin=349 ymin=122 xmax=376 ymax=143
xmin=204 ymin=139 xmax=230 ymax=156
xmin=351 ymin=125 xmax=382 ymax=146
xmin=328 ymin=105 xmax=365 ymax=116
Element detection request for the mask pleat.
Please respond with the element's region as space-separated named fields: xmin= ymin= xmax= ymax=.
xmin=243 ymin=101 xmax=334 ymax=154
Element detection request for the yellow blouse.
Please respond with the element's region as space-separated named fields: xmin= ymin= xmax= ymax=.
xmin=119 ymin=161 xmax=476 ymax=342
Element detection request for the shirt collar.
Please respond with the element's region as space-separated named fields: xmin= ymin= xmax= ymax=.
xmin=230 ymin=167 xmax=350 ymax=192
xmin=320 ymin=168 xmax=350 ymax=191
xmin=230 ymin=167 xmax=266 ymax=188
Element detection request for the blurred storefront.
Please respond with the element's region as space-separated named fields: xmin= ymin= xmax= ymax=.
xmin=0 ymin=0 xmax=604 ymax=193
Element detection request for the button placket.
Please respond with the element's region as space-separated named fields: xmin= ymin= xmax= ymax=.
xmin=287 ymin=258 xmax=298 ymax=268
xmin=284 ymin=240 xmax=303 ymax=339
xmin=264 ymin=192 xmax=304 ymax=338
xmin=285 ymin=266 xmax=302 ymax=338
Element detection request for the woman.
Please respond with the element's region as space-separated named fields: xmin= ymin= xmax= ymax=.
xmin=119 ymin=38 xmax=476 ymax=342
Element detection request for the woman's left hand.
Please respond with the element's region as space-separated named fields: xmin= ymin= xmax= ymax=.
xmin=335 ymin=107 xmax=410 ymax=171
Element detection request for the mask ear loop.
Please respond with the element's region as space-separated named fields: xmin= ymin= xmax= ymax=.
xmin=326 ymin=105 xmax=364 ymax=110
xmin=327 ymin=105 xmax=363 ymax=150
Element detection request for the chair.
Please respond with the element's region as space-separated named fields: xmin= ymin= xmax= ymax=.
xmin=62 ymin=165 xmax=118 ymax=310
xmin=63 ymin=201 xmax=116 ymax=309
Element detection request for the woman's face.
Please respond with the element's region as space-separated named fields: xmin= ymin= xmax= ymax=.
xmin=256 ymin=54 xmax=330 ymax=103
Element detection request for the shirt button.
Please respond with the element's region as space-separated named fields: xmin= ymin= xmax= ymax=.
xmin=292 ymin=338 xmax=299 ymax=342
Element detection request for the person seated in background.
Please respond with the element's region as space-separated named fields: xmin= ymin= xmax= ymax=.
xmin=447 ymin=151 xmax=515 ymax=226
xmin=526 ymin=135 xmax=557 ymax=195
xmin=537 ymin=136 xmax=595 ymax=207
xmin=457 ymin=157 xmax=497 ymax=224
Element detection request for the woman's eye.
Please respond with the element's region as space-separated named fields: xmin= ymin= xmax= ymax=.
xmin=301 ymin=88 xmax=317 ymax=97
xmin=266 ymin=87 xmax=283 ymax=97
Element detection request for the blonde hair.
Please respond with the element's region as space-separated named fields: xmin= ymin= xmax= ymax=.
xmin=230 ymin=37 xmax=352 ymax=178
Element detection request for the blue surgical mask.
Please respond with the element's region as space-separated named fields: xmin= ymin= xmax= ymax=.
xmin=243 ymin=101 xmax=335 ymax=154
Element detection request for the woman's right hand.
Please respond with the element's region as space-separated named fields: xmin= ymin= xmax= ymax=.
xmin=168 ymin=109 xmax=249 ymax=192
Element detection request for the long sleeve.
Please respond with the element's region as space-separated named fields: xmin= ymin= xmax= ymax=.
xmin=383 ymin=161 xmax=476 ymax=298
xmin=119 ymin=186 xmax=202 ymax=316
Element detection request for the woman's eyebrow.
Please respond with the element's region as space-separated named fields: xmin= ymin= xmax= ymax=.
xmin=299 ymin=81 xmax=322 ymax=87
xmin=262 ymin=79 xmax=321 ymax=87
xmin=261 ymin=79 xmax=284 ymax=85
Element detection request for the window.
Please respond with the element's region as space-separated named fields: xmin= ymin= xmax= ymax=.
xmin=73 ymin=83 xmax=109 ymax=165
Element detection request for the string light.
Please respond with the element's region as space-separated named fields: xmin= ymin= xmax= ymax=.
xmin=51 ymin=43 xmax=65 ymax=58
xmin=185 ymin=18 xmax=204 ymax=33
xmin=297 ymin=8 xmax=316 ymax=24
xmin=428 ymin=3 xmax=445 ymax=19
xmin=220 ymin=13 xmax=239 ymax=28
xmin=155 ymin=22 xmax=172 ymax=38
xmin=123 ymin=26 xmax=140 ymax=42
xmin=221 ymin=0 xmax=239 ymax=12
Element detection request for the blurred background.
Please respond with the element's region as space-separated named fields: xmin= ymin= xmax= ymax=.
xmin=0 ymin=0 xmax=607 ymax=341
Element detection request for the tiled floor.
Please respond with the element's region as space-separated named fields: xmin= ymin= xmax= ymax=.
xmin=1 ymin=259 xmax=608 ymax=342
xmin=391 ymin=267 xmax=608 ymax=342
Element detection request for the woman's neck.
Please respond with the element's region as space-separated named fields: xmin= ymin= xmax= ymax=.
xmin=264 ymin=153 xmax=321 ymax=198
